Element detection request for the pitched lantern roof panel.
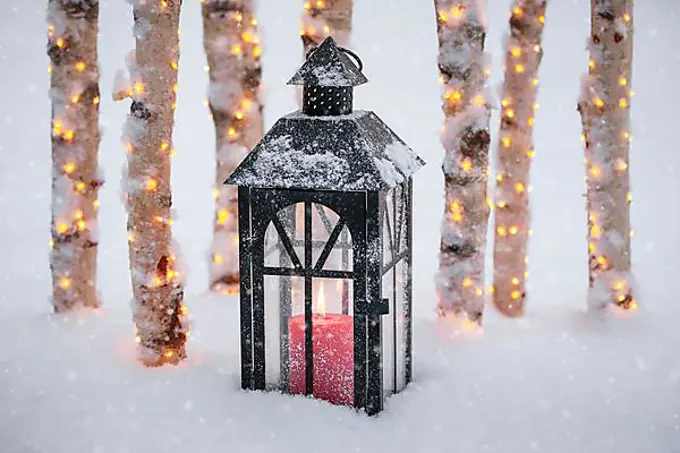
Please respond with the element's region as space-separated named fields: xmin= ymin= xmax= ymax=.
xmin=225 ymin=110 xmax=424 ymax=191
xmin=287 ymin=36 xmax=368 ymax=87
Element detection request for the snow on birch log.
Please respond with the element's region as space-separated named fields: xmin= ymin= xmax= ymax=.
xmin=578 ymin=0 xmax=636 ymax=311
xmin=47 ymin=0 xmax=102 ymax=312
xmin=434 ymin=1 xmax=491 ymax=323
xmin=492 ymin=0 xmax=547 ymax=318
xmin=121 ymin=0 xmax=187 ymax=366
xmin=201 ymin=0 xmax=263 ymax=293
xmin=300 ymin=0 xmax=353 ymax=53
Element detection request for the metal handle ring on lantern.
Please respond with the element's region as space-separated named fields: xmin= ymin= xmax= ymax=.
xmin=306 ymin=45 xmax=364 ymax=72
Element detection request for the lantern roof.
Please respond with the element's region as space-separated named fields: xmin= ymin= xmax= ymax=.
xmin=287 ymin=36 xmax=368 ymax=87
xmin=225 ymin=110 xmax=424 ymax=191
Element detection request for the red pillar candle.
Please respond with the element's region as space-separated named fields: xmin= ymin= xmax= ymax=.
xmin=289 ymin=313 xmax=354 ymax=405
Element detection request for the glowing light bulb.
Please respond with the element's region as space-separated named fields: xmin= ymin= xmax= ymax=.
xmin=241 ymin=99 xmax=252 ymax=108
xmin=501 ymin=98 xmax=510 ymax=108
xmin=509 ymin=226 xmax=519 ymax=235
xmin=231 ymin=44 xmax=242 ymax=55
xmin=619 ymin=98 xmax=628 ymax=108
xmin=515 ymin=64 xmax=525 ymax=74
xmin=497 ymin=226 xmax=508 ymax=237
xmin=63 ymin=162 xmax=76 ymax=174
xmin=511 ymin=277 xmax=520 ymax=285
xmin=57 ymin=223 xmax=69 ymax=234
xmin=59 ymin=277 xmax=72 ymax=289
xmin=505 ymin=109 xmax=515 ymax=119
xmin=473 ymin=94 xmax=485 ymax=106
xmin=75 ymin=61 xmax=86 ymax=72
xmin=515 ymin=182 xmax=525 ymax=193
xmin=594 ymin=98 xmax=605 ymax=108
xmin=213 ymin=253 xmax=224 ymax=265
xmin=234 ymin=111 xmax=244 ymax=120
xmin=227 ymin=127 xmax=237 ymax=138
xmin=591 ymin=225 xmax=601 ymax=238
xmin=147 ymin=178 xmax=158 ymax=191
xmin=461 ymin=157 xmax=472 ymax=172
xmin=462 ymin=277 xmax=473 ymax=288
xmin=218 ymin=209 xmax=228 ymax=224
xmin=589 ymin=59 xmax=596 ymax=70
xmin=502 ymin=137 xmax=512 ymax=148
xmin=619 ymin=77 xmax=628 ymax=87
xmin=511 ymin=290 xmax=521 ymax=300
xmin=511 ymin=47 xmax=521 ymax=58
xmin=134 ymin=81 xmax=144 ymax=95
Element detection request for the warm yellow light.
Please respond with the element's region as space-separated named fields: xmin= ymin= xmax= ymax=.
xmin=591 ymin=224 xmax=601 ymax=238
xmin=93 ymin=96 xmax=100 ymax=105
xmin=513 ymin=7 xmax=522 ymax=16
xmin=53 ymin=120 xmax=64 ymax=136
xmin=511 ymin=290 xmax=521 ymax=300
xmin=77 ymin=220 xmax=86 ymax=231
xmin=304 ymin=1 xmax=311 ymax=9
xmin=241 ymin=99 xmax=253 ymax=108
xmin=75 ymin=61 xmax=86 ymax=72
xmin=616 ymin=159 xmax=628 ymax=171
xmin=234 ymin=111 xmax=244 ymax=120
xmin=75 ymin=182 xmax=86 ymax=192
xmin=135 ymin=335 xmax=141 ymax=344
xmin=473 ymin=94 xmax=485 ymax=106
xmin=497 ymin=225 xmax=508 ymax=237
xmin=451 ymin=4 xmax=465 ymax=17
xmin=496 ymin=173 xmax=504 ymax=183
xmin=160 ymin=0 xmax=168 ymax=8
xmin=597 ymin=256 xmax=608 ymax=267
xmin=589 ymin=59 xmax=596 ymax=70
xmin=619 ymin=77 xmax=628 ymax=87
xmin=502 ymin=137 xmax=512 ymax=148
xmin=160 ymin=140 xmax=170 ymax=152
xmin=74 ymin=209 xmax=84 ymax=220
xmin=619 ymin=98 xmax=628 ymax=108
xmin=497 ymin=200 xmax=507 ymax=209
xmin=511 ymin=277 xmax=520 ymax=285
xmin=528 ymin=117 xmax=535 ymax=127
xmin=254 ymin=46 xmax=262 ymax=57
xmin=515 ymin=64 xmax=525 ymax=74
xmin=173 ymin=83 xmax=179 ymax=94
xmin=231 ymin=44 xmax=242 ymax=55
xmin=623 ymin=13 xmax=631 ymax=23
xmin=630 ymin=229 xmax=635 ymax=238
xmin=56 ymin=37 xmax=66 ymax=49
xmin=59 ymin=277 xmax=72 ymax=290
xmin=501 ymin=98 xmax=510 ymax=108
xmin=218 ymin=209 xmax=228 ymax=224
xmin=128 ymin=232 xmax=135 ymax=243
xmin=57 ymin=223 xmax=69 ymax=234
xmin=461 ymin=157 xmax=472 ymax=172
xmin=515 ymin=182 xmax=525 ymax=193
xmin=589 ymin=165 xmax=601 ymax=178
xmin=316 ymin=0 xmax=325 ymax=7
xmin=251 ymin=18 xmax=258 ymax=26
xmin=594 ymin=97 xmax=605 ymax=108
xmin=93 ymin=199 xmax=100 ymax=209
xmin=64 ymin=130 xmax=74 ymax=142
xmin=163 ymin=350 xmax=174 ymax=359
xmin=506 ymin=109 xmax=515 ymax=119
xmin=63 ymin=162 xmax=76 ymax=174
xmin=511 ymin=47 xmax=521 ymax=58
xmin=527 ymin=150 xmax=535 ymax=158
xmin=588 ymin=242 xmax=595 ymax=253
xmin=227 ymin=127 xmax=237 ymax=138
xmin=213 ymin=253 xmax=224 ymax=265
xmin=533 ymin=44 xmax=541 ymax=53
xmin=170 ymin=61 xmax=178 ymax=70
xmin=147 ymin=178 xmax=158 ymax=191
xmin=474 ymin=288 xmax=483 ymax=296
xmin=462 ymin=277 xmax=473 ymax=288
xmin=626 ymin=191 xmax=633 ymax=203
xmin=488 ymin=285 xmax=496 ymax=294
xmin=509 ymin=226 xmax=519 ymax=235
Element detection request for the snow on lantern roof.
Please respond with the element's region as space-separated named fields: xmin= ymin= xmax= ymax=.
xmin=225 ymin=110 xmax=424 ymax=191
xmin=287 ymin=36 xmax=368 ymax=87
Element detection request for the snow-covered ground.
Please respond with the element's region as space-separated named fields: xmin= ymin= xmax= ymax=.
xmin=1 ymin=0 xmax=679 ymax=451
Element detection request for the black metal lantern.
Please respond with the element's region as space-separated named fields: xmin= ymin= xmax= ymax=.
xmin=225 ymin=36 xmax=424 ymax=415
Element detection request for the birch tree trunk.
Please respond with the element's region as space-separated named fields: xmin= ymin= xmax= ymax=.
xmin=123 ymin=0 xmax=187 ymax=365
xmin=578 ymin=0 xmax=635 ymax=311
xmin=492 ymin=0 xmax=547 ymax=317
xmin=300 ymin=0 xmax=353 ymax=53
xmin=202 ymin=0 xmax=263 ymax=293
xmin=434 ymin=1 xmax=491 ymax=323
xmin=47 ymin=0 xmax=102 ymax=313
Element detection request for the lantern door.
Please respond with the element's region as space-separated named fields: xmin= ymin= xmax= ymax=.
xmin=241 ymin=188 xmax=368 ymax=409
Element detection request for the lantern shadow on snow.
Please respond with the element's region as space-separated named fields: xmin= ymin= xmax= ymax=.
xmin=225 ymin=36 xmax=424 ymax=415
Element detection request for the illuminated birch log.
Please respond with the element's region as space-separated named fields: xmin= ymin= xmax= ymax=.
xmin=434 ymin=1 xmax=491 ymax=323
xmin=47 ymin=0 xmax=102 ymax=312
xmin=578 ymin=0 xmax=635 ymax=311
xmin=492 ymin=0 xmax=547 ymax=317
xmin=201 ymin=0 xmax=263 ymax=292
xmin=300 ymin=0 xmax=353 ymax=53
xmin=121 ymin=0 xmax=187 ymax=365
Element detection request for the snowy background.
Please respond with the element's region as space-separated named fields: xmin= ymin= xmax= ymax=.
xmin=1 ymin=0 xmax=679 ymax=451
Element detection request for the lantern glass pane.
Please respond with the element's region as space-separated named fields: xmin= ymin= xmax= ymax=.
xmin=381 ymin=268 xmax=396 ymax=396
xmin=264 ymin=205 xmax=300 ymax=269
xmin=395 ymin=259 xmax=409 ymax=392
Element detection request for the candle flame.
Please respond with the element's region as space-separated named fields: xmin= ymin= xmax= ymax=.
xmin=317 ymin=280 xmax=326 ymax=316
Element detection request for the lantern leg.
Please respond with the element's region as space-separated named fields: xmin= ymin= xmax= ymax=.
xmin=353 ymin=314 xmax=367 ymax=411
xmin=366 ymin=315 xmax=383 ymax=416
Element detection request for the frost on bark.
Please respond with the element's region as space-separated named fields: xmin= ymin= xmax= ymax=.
xmin=492 ymin=0 xmax=547 ymax=318
xmin=434 ymin=1 xmax=491 ymax=323
xmin=47 ymin=0 xmax=102 ymax=313
xmin=300 ymin=0 xmax=353 ymax=53
xmin=578 ymin=0 xmax=635 ymax=311
xmin=121 ymin=0 xmax=187 ymax=365
xmin=201 ymin=0 xmax=263 ymax=293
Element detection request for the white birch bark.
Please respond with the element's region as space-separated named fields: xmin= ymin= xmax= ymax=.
xmin=201 ymin=0 xmax=263 ymax=292
xmin=434 ymin=1 xmax=491 ymax=323
xmin=578 ymin=0 xmax=635 ymax=311
xmin=300 ymin=0 xmax=353 ymax=53
xmin=122 ymin=0 xmax=187 ymax=365
xmin=47 ymin=0 xmax=102 ymax=312
xmin=492 ymin=0 xmax=547 ymax=317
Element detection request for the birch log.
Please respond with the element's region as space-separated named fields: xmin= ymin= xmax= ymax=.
xmin=123 ymin=0 xmax=187 ymax=365
xmin=47 ymin=0 xmax=102 ymax=312
xmin=300 ymin=0 xmax=353 ymax=53
xmin=202 ymin=0 xmax=263 ymax=292
xmin=492 ymin=0 xmax=547 ymax=317
xmin=434 ymin=1 xmax=491 ymax=323
xmin=578 ymin=0 xmax=635 ymax=311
